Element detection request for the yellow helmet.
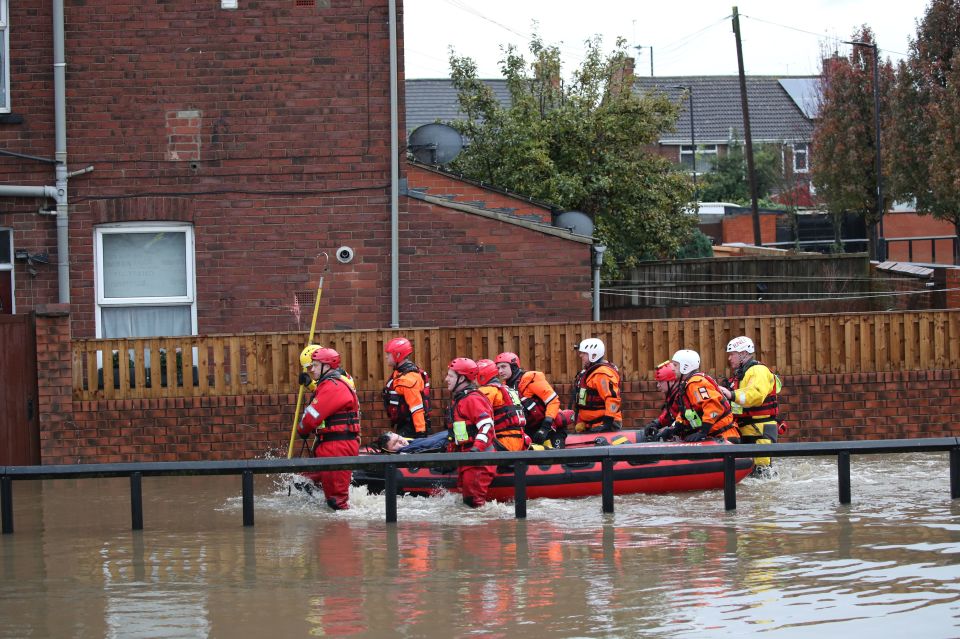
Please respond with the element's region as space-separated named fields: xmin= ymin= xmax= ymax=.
xmin=299 ymin=344 xmax=321 ymax=370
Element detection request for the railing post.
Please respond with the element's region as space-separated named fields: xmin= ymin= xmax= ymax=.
xmin=130 ymin=472 xmax=143 ymax=530
xmin=242 ymin=470 xmax=254 ymax=526
xmin=384 ymin=463 xmax=397 ymax=523
xmin=932 ymin=238 xmax=937 ymax=263
xmin=601 ymin=458 xmax=614 ymax=514
xmin=723 ymin=455 xmax=737 ymax=511
xmin=514 ymin=462 xmax=528 ymax=519
xmin=838 ymin=451 xmax=851 ymax=504
xmin=1 ymin=476 xmax=12 ymax=534
xmin=951 ymin=447 xmax=959 ymax=500
xmin=908 ymin=239 xmax=913 ymax=262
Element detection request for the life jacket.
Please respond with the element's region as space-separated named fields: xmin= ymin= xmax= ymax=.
xmin=382 ymin=361 xmax=431 ymax=430
xmin=486 ymin=381 xmax=527 ymax=443
xmin=574 ymin=361 xmax=620 ymax=413
xmin=729 ymin=360 xmax=781 ymax=425
xmin=512 ymin=370 xmax=558 ymax=425
xmin=678 ymin=372 xmax=735 ymax=438
xmin=315 ymin=369 xmax=361 ymax=439
xmin=445 ymin=386 xmax=485 ymax=447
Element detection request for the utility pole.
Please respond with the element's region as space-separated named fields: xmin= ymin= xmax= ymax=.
xmin=732 ymin=6 xmax=762 ymax=246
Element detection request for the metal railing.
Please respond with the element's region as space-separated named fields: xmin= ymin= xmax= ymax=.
xmin=883 ymin=235 xmax=959 ymax=265
xmin=2 ymin=438 xmax=958 ymax=532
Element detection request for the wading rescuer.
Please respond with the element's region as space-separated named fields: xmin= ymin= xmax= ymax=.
xmin=297 ymin=347 xmax=361 ymax=511
xmin=720 ymin=336 xmax=782 ymax=472
xmin=572 ymin=338 xmax=623 ymax=433
xmin=476 ymin=359 xmax=529 ymax=451
xmin=495 ymin=352 xmax=563 ymax=447
xmin=444 ymin=358 xmax=496 ymax=508
xmin=666 ymin=349 xmax=739 ymax=442
xmin=383 ymin=337 xmax=431 ymax=439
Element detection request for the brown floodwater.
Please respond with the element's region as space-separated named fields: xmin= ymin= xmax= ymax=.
xmin=1 ymin=454 xmax=959 ymax=638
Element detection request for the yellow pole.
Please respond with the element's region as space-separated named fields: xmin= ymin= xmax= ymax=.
xmin=287 ymin=256 xmax=327 ymax=459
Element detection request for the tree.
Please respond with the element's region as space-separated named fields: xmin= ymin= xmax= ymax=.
xmin=699 ymin=140 xmax=783 ymax=204
xmin=887 ymin=0 xmax=960 ymax=262
xmin=811 ymin=27 xmax=891 ymax=255
xmin=445 ymin=36 xmax=701 ymax=276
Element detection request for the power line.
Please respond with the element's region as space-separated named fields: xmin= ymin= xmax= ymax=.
xmin=741 ymin=14 xmax=910 ymax=58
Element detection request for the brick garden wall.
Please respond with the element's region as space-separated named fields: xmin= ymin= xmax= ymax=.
xmin=38 ymin=307 xmax=960 ymax=463
xmin=43 ymin=371 xmax=960 ymax=464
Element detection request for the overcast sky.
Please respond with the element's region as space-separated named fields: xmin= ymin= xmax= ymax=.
xmin=403 ymin=0 xmax=934 ymax=79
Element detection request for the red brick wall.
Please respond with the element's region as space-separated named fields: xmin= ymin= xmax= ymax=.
xmin=882 ymin=212 xmax=958 ymax=263
xmin=947 ymin=269 xmax=960 ymax=309
xmin=42 ymin=369 xmax=960 ymax=464
xmin=2 ymin=0 xmax=591 ymax=336
xmin=400 ymin=197 xmax=592 ymax=326
xmin=407 ymin=165 xmax=553 ymax=222
xmin=721 ymin=212 xmax=779 ymax=245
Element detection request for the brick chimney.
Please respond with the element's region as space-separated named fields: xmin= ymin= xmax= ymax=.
xmin=609 ymin=56 xmax=635 ymax=97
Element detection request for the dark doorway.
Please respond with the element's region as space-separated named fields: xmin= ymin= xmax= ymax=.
xmin=0 ymin=314 xmax=40 ymax=464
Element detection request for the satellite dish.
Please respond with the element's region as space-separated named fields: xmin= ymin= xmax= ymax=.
xmin=407 ymin=123 xmax=463 ymax=165
xmin=555 ymin=210 xmax=595 ymax=236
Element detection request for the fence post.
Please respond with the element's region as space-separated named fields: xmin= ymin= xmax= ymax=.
xmin=130 ymin=472 xmax=143 ymax=530
xmin=1 ymin=476 xmax=12 ymax=534
xmin=601 ymin=458 xmax=614 ymax=514
xmin=242 ymin=471 xmax=254 ymax=526
xmin=723 ymin=455 xmax=737 ymax=511
xmin=838 ymin=451 xmax=851 ymax=504
xmin=951 ymin=447 xmax=959 ymax=500
xmin=513 ymin=462 xmax=528 ymax=519
xmin=384 ymin=464 xmax=397 ymax=523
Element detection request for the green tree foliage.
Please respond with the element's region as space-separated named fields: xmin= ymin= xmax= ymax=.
xmin=699 ymin=141 xmax=783 ymax=204
xmin=445 ymin=36 xmax=701 ymax=275
xmin=811 ymin=27 xmax=892 ymax=254
xmin=887 ymin=0 xmax=960 ymax=261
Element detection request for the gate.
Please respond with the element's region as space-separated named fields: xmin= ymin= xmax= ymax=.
xmin=0 ymin=314 xmax=39 ymax=465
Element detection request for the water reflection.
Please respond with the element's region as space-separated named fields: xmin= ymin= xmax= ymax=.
xmin=0 ymin=455 xmax=958 ymax=637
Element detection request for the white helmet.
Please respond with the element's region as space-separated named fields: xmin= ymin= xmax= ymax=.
xmin=726 ymin=336 xmax=755 ymax=354
xmin=578 ymin=338 xmax=606 ymax=363
xmin=672 ymin=349 xmax=700 ymax=375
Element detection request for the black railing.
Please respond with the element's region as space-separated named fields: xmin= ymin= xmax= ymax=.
xmin=883 ymin=235 xmax=959 ymax=265
xmin=2 ymin=438 xmax=958 ymax=533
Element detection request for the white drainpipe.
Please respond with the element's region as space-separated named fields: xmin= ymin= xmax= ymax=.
xmin=0 ymin=0 xmax=69 ymax=303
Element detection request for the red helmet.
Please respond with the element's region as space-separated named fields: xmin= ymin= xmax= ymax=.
xmin=654 ymin=360 xmax=677 ymax=382
xmin=311 ymin=347 xmax=341 ymax=368
xmin=495 ymin=352 xmax=520 ymax=367
xmin=448 ymin=357 xmax=479 ymax=382
xmin=476 ymin=359 xmax=499 ymax=385
xmin=384 ymin=337 xmax=413 ymax=361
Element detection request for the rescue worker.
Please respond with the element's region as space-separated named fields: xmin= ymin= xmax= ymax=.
xmin=495 ymin=352 xmax=563 ymax=447
xmin=382 ymin=337 xmax=431 ymax=439
xmin=444 ymin=357 xmax=496 ymax=508
xmin=720 ymin=336 xmax=781 ymax=471
xmin=297 ymin=347 xmax=361 ymax=510
xmin=571 ymin=338 xmax=623 ymax=433
xmin=645 ymin=360 xmax=686 ymax=441
xmin=669 ymin=349 xmax=739 ymax=442
xmin=476 ymin=359 xmax=529 ymax=451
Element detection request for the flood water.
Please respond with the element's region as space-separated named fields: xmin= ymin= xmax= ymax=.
xmin=1 ymin=454 xmax=959 ymax=638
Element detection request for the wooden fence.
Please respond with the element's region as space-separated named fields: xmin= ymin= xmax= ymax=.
xmin=71 ymin=309 xmax=960 ymax=401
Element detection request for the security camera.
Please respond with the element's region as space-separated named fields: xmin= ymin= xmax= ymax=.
xmin=336 ymin=246 xmax=355 ymax=263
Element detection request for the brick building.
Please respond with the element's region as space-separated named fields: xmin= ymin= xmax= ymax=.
xmin=0 ymin=0 xmax=593 ymax=338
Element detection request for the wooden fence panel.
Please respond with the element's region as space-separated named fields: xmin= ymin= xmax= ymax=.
xmin=71 ymin=310 xmax=960 ymax=400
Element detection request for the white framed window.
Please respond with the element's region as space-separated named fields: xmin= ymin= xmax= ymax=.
xmin=0 ymin=0 xmax=9 ymax=113
xmin=94 ymin=223 xmax=197 ymax=338
xmin=0 ymin=228 xmax=12 ymax=314
xmin=680 ymin=144 xmax=717 ymax=174
xmin=792 ymin=143 xmax=809 ymax=173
